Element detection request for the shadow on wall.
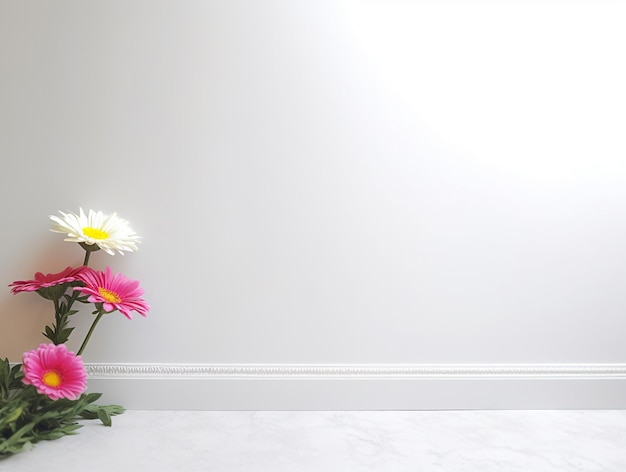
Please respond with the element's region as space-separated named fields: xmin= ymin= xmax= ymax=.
xmin=0 ymin=293 xmax=52 ymax=360
xmin=0 ymin=239 xmax=88 ymax=361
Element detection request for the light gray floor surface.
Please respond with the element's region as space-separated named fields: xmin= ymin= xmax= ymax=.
xmin=3 ymin=410 xmax=626 ymax=471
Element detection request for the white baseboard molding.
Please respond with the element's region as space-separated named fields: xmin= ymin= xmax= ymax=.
xmin=84 ymin=363 xmax=626 ymax=410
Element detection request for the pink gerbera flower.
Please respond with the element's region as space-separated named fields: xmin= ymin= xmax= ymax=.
xmin=75 ymin=267 xmax=149 ymax=319
xmin=22 ymin=343 xmax=87 ymax=400
xmin=9 ymin=266 xmax=87 ymax=295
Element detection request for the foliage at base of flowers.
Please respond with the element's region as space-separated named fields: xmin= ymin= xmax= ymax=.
xmin=0 ymin=357 xmax=124 ymax=457
xmin=1 ymin=208 xmax=148 ymax=458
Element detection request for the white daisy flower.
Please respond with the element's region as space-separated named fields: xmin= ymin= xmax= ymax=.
xmin=50 ymin=208 xmax=141 ymax=255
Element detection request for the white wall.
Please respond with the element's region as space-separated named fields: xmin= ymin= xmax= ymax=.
xmin=1 ymin=0 xmax=625 ymax=409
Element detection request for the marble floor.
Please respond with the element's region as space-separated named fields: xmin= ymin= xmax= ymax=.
xmin=3 ymin=410 xmax=626 ymax=472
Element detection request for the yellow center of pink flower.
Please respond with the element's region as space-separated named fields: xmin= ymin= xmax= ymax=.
xmin=98 ymin=287 xmax=122 ymax=304
xmin=83 ymin=227 xmax=109 ymax=240
xmin=42 ymin=371 xmax=62 ymax=387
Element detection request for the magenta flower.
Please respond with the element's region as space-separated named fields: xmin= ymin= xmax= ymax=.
xmin=9 ymin=266 xmax=87 ymax=295
xmin=75 ymin=267 xmax=149 ymax=319
xmin=22 ymin=343 xmax=87 ymax=400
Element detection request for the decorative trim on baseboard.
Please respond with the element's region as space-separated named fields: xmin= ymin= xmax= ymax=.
xmin=84 ymin=363 xmax=626 ymax=409
xmin=84 ymin=363 xmax=626 ymax=380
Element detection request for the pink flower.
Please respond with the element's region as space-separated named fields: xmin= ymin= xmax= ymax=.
xmin=22 ymin=343 xmax=87 ymax=400
xmin=9 ymin=266 xmax=87 ymax=295
xmin=75 ymin=267 xmax=149 ymax=319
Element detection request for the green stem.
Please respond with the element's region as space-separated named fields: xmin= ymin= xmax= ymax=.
xmin=83 ymin=250 xmax=91 ymax=267
xmin=77 ymin=310 xmax=105 ymax=356
xmin=80 ymin=242 xmax=101 ymax=267
xmin=53 ymin=296 xmax=61 ymax=317
xmin=52 ymin=297 xmax=62 ymax=344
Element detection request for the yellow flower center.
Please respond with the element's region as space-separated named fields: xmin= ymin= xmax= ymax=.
xmin=42 ymin=371 xmax=62 ymax=387
xmin=83 ymin=227 xmax=109 ymax=240
xmin=98 ymin=287 xmax=122 ymax=304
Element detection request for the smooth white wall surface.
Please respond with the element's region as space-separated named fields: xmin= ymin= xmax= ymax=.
xmin=1 ymin=0 xmax=625 ymax=393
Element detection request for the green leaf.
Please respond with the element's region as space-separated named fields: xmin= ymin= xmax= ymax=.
xmin=0 ymin=440 xmax=33 ymax=456
xmin=0 ymin=357 xmax=9 ymax=381
xmin=43 ymin=325 xmax=55 ymax=340
xmin=0 ymin=358 xmax=9 ymax=397
xmin=79 ymin=403 xmax=124 ymax=421
xmin=97 ymin=408 xmax=112 ymax=427
xmin=56 ymin=327 xmax=75 ymax=344
xmin=1 ymin=419 xmax=37 ymax=450
xmin=9 ymin=365 xmax=25 ymax=389
xmin=2 ymin=405 xmax=23 ymax=424
xmin=83 ymin=392 xmax=103 ymax=404
xmin=104 ymin=404 xmax=126 ymax=416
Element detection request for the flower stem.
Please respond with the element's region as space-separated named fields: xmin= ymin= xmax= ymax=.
xmin=79 ymin=242 xmax=101 ymax=267
xmin=77 ymin=310 xmax=105 ymax=356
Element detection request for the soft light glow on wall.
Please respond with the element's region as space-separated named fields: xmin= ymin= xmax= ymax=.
xmin=343 ymin=1 xmax=626 ymax=182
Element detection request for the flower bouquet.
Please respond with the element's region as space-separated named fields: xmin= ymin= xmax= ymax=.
xmin=0 ymin=209 xmax=149 ymax=457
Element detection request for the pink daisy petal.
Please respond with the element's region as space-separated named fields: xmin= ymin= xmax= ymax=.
xmin=74 ymin=267 xmax=149 ymax=319
xmin=9 ymin=266 xmax=87 ymax=295
xmin=22 ymin=343 xmax=87 ymax=400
